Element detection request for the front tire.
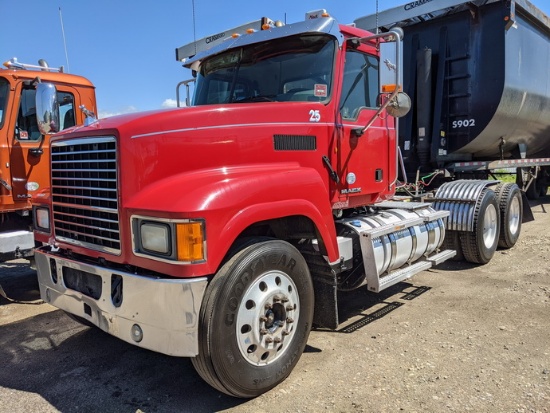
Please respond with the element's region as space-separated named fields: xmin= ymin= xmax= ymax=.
xmin=192 ymin=240 xmax=314 ymax=398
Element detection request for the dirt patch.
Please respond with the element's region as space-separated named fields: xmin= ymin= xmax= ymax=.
xmin=1 ymin=201 xmax=549 ymax=412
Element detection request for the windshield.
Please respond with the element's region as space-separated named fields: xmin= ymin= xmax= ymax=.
xmin=193 ymin=34 xmax=336 ymax=105
xmin=0 ymin=78 xmax=8 ymax=129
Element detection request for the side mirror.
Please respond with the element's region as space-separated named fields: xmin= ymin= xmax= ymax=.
xmin=176 ymin=78 xmax=196 ymax=107
xmin=35 ymin=82 xmax=60 ymax=135
xmin=386 ymin=92 xmax=411 ymax=118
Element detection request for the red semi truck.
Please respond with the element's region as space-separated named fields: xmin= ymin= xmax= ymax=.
xmin=32 ymin=8 xmax=522 ymax=397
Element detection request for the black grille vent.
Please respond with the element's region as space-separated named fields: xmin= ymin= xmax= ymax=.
xmin=63 ymin=267 xmax=102 ymax=299
xmin=51 ymin=137 xmax=120 ymax=254
xmin=273 ymin=135 xmax=317 ymax=151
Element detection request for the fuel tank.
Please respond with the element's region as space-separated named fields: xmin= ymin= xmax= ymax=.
xmin=396 ymin=0 xmax=550 ymax=162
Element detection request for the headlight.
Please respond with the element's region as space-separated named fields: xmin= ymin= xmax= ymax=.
xmin=140 ymin=222 xmax=171 ymax=255
xmin=132 ymin=216 xmax=206 ymax=263
xmin=34 ymin=206 xmax=50 ymax=232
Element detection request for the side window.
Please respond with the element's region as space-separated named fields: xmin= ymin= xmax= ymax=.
xmin=16 ymin=89 xmax=41 ymax=141
xmin=16 ymin=89 xmax=75 ymax=141
xmin=58 ymin=92 xmax=75 ymax=130
xmin=0 ymin=78 xmax=8 ymax=129
xmin=339 ymin=50 xmax=379 ymax=120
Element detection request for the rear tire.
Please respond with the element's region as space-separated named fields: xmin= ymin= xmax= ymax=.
xmin=460 ymin=189 xmax=500 ymax=264
xmin=192 ymin=240 xmax=314 ymax=398
xmin=495 ymin=183 xmax=522 ymax=249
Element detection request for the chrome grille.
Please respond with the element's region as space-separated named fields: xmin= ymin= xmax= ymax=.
xmin=51 ymin=137 xmax=120 ymax=254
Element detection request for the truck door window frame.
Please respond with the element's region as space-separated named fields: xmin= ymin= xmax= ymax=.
xmin=15 ymin=87 xmax=76 ymax=141
xmin=0 ymin=77 xmax=9 ymax=129
xmin=339 ymin=49 xmax=379 ymax=120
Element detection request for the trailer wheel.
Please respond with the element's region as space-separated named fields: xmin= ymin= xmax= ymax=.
xmin=460 ymin=189 xmax=500 ymax=264
xmin=495 ymin=183 xmax=522 ymax=249
xmin=191 ymin=240 xmax=314 ymax=398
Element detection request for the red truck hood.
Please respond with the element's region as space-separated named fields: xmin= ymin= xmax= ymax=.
xmin=51 ymin=102 xmax=330 ymax=206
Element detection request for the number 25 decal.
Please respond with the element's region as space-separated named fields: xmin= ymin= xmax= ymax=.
xmin=309 ymin=109 xmax=321 ymax=122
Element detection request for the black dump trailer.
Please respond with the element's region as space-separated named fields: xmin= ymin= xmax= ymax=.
xmin=356 ymin=0 xmax=550 ymax=199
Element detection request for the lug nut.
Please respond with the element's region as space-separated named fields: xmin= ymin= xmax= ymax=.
xmin=259 ymin=316 xmax=268 ymax=322
xmin=265 ymin=337 xmax=274 ymax=343
xmin=282 ymin=330 xmax=290 ymax=336
xmin=286 ymin=305 xmax=294 ymax=311
xmin=286 ymin=317 xmax=294 ymax=324
xmin=272 ymin=296 xmax=280 ymax=303
xmin=281 ymin=297 xmax=289 ymax=303
xmin=264 ymin=303 xmax=272 ymax=309
xmin=260 ymin=328 xmax=268 ymax=335
xmin=274 ymin=337 xmax=282 ymax=343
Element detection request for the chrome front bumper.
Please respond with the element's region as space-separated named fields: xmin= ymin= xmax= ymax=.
xmin=35 ymin=247 xmax=208 ymax=357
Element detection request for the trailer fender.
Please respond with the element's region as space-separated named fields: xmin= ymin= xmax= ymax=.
xmin=432 ymin=180 xmax=501 ymax=264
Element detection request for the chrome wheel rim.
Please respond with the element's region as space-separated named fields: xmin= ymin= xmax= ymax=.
xmin=236 ymin=270 xmax=299 ymax=366
xmin=508 ymin=196 xmax=521 ymax=236
xmin=483 ymin=204 xmax=499 ymax=249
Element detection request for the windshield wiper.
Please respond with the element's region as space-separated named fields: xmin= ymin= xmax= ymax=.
xmin=234 ymin=95 xmax=277 ymax=103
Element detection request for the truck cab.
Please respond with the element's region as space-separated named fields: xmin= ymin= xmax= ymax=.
xmin=0 ymin=58 xmax=96 ymax=262
xmin=33 ymin=12 xmax=453 ymax=397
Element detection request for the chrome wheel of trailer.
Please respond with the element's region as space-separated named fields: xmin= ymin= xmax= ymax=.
xmin=192 ymin=239 xmax=313 ymax=398
xmin=460 ymin=189 xmax=500 ymax=264
xmin=482 ymin=203 xmax=499 ymax=249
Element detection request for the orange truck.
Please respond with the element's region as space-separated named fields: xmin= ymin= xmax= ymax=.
xmin=0 ymin=58 xmax=97 ymax=262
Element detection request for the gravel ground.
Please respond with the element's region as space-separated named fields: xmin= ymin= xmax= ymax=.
xmin=0 ymin=200 xmax=549 ymax=413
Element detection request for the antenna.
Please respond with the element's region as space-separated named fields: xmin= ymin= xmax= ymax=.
xmin=59 ymin=7 xmax=70 ymax=72
xmin=192 ymin=0 xmax=197 ymax=55
xmin=376 ymin=0 xmax=379 ymax=34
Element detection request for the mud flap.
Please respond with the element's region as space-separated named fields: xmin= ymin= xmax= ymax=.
xmin=312 ymin=273 xmax=339 ymax=329
xmin=521 ymin=191 xmax=535 ymax=223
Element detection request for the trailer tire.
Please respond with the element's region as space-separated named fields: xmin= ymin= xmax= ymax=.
xmin=191 ymin=239 xmax=314 ymax=398
xmin=460 ymin=189 xmax=500 ymax=264
xmin=495 ymin=183 xmax=522 ymax=249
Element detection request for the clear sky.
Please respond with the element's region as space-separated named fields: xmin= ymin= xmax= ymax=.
xmin=2 ymin=0 xmax=549 ymax=118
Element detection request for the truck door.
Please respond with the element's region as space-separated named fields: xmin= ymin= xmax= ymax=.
xmin=10 ymin=82 xmax=76 ymax=204
xmin=0 ymin=78 xmax=12 ymax=205
xmin=332 ymin=46 xmax=396 ymax=208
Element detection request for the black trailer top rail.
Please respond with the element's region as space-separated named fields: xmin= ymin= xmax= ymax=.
xmin=354 ymin=0 xmax=549 ymax=33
